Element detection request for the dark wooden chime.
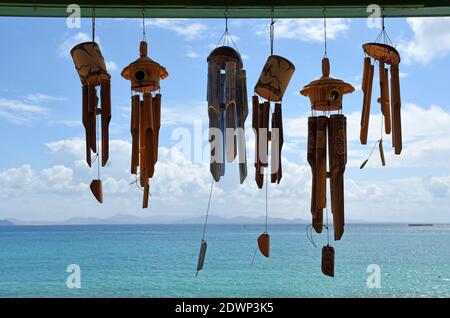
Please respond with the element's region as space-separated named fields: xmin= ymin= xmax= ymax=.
xmin=207 ymin=45 xmax=248 ymax=183
xmin=121 ymin=40 xmax=168 ymax=208
xmin=360 ymin=17 xmax=402 ymax=168
xmin=70 ymin=41 xmax=111 ymax=204
xmin=253 ymin=14 xmax=295 ymax=258
xmin=301 ymin=57 xmax=354 ymax=277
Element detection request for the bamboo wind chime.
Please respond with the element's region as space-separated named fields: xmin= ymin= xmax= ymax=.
xmin=207 ymin=14 xmax=249 ymax=184
xmin=121 ymin=14 xmax=168 ymax=208
xmin=301 ymin=13 xmax=354 ymax=277
xmin=253 ymin=12 xmax=295 ymax=258
xmin=70 ymin=11 xmax=111 ymax=204
xmin=360 ymin=15 xmax=402 ymax=168
xmin=197 ymin=12 xmax=249 ymax=277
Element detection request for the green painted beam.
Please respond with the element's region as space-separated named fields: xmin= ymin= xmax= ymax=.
xmin=1 ymin=1 xmax=450 ymax=18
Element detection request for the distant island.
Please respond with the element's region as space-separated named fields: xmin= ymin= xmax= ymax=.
xmin=0 ymin=220 xmax=15 ymax=226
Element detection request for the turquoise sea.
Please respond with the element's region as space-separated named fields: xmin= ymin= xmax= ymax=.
xmin=0 ymin=224 xmax=449 ymax=298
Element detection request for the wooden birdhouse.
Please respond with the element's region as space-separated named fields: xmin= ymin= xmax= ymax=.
xmin=301 ymin=58 xmax=354 ymax=111
xmin=121 ymin=41 xmax=168 ymax=93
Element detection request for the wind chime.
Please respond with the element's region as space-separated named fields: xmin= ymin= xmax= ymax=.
xmin=360 ymin=13 xmax=402 ymax=169
xmin=197 ymin=11 xmax=249 ymax=276
xmin=207 ymin=10 xmax=249 ymax=184
xmin=301 ymin=11 xmax=354 ymax=277
xmin=253 ymin=10 xmax=295 ymax=258
xmin=70 ymin=9 xmax=111 ymax=204
xmin=121 ymin=11 xmax=168 ymax=208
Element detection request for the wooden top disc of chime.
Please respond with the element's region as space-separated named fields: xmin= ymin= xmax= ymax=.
xmin=70 ymin=41 xmax=110 ymax=86
xmin=207 ymin=45 xmax=243 ymax=70
xmin=301 ymin=58 xmax=354 ymax=111
xmin=362 ymin=42 xmax=401 ymax=65
xmin=121 ymin=41 xmax=169 ymax=93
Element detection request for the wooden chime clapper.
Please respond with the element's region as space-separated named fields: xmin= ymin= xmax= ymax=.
xmin=207 ymin=45 xmax=249 ymax=183
xmin=71 ymin=41 xmax=111 ymax=204
xmin=301 ymin=57 xmax=354 ymax=277
xmin=121 ymin=39 xmax=168 ymax=208
xmin=253 ymin=12 xmax=295 ymax=258
xmin=360 ymin=16 xmax=402 ymax=168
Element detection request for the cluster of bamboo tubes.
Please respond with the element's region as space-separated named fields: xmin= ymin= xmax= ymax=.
xmin=122 ymin=41 xmax=168 ymax=208
xmin=71 ymin=41 xmax=112 ymax=204
xmin=252 ymin=97 xmax=284 ymax=189
xmin=361 ymin=43 xmax=402 ymax=155
xmin=207 ymin=46 xmax=248 ymax=183
xmin=307 ymin=115 xmax=347 ymax=240
xmin=130 ymin=93 xmax=161 ymax=208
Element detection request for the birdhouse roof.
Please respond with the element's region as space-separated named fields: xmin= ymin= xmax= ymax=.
xmin=121 ymin=49 xmax=168 ymax=81
xmin=301 ymin=58 xmax=354 ymax=97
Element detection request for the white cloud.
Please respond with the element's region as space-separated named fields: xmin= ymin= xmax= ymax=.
xmin=0 ymin=97 xmax=47 ymax=125
xmin=57 ymin=32 xmax=91 ymax=58
xmin=146 ymin=19 xmax=208 ymax=41
xmin=398 ymin=17 xmax=450 ymax=64
xmin=256 ymin=18 xmax=349 ymax=42
xmin=25 ymin=93 xmax=67 ymax=103
xmin=105 ymin=61 xmax=119 ymax=72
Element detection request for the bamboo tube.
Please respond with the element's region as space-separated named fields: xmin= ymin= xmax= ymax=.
xmin=152 ymin=94 xmax=161 ymax=165
xmin=383 ymin=67 xmax=391 ymax=134
xmin=130 ymin=95 xmax=140 ymax=174
xmin=225 ymin=102 xmax=237 ymax=163
xmin=360 ymin=63 xmax=374 ymax=144
xmin=252 ymin=96 xmax=263 ymax=188
xmin=390 ymin=67 xmax=397 ymax=148
xmin=315 ymin=116 xmax=328 ymax=210
xmin=142 ymin=183 xmax=149 ymax=208
xmin=270 ymin=103 xmax=283 ymax=184
xmin=378 ymin=62 xmax=391 ymax=134
xmin=209 ymin=105 xmax=222 ymax=182
xmin=82 ymin=85 xmax=91 ymax=167
xmin=100 ymin=78 xmax=111 ymax=167
xmin=361 ymin=57 xmax=370 ymax=110
xmin=328 ymin=114 xmax=346 ymax=241
xmin=237 ymin=70 xmax=248 ymax=184
xmin=259 ymin=102 xmax=270 ymax=168
xmin=391 ymin=64 xmax=402 ymax=154
xmin=307 ymin=116 xmax=323 ymax=233
xmin=143 ymin=93 xmax=154 ymax=180
xmin=139 ymin=99 xmax=146 ymax=188
xmin=87 ymin=84 xmax=97 ymax=153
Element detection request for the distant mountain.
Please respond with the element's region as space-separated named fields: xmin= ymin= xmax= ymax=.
xmin=6 ymin=214 xmax=308 ymax=225
xmin=0 ymin=219 xmax=14 ymax=226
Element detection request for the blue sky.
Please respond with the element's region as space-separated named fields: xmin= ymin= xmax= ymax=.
xmin=1 ymin=16 xmax=450 ymax=223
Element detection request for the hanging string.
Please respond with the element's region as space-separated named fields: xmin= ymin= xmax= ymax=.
xmin=201 ymin=179 xmax=215 ymax=241
xmin=92 ymin=7 xmax=96 ymax=42
xmin=96 ymin=86 xmax=100 ymax=180
xmin=265 ymin=171 xmax=269 ymax=233
xmin=374 ymin=8 xmax=394 ymax=46
xmin=270 ymin=7 xmax=275 ymax=56
xmin=216 ymin=8 xmax=239 ymax=50
xmin=142 ymin=8 xmax=147 ymax=41
xmin=323 ymin=7 xmax=327 ymax=57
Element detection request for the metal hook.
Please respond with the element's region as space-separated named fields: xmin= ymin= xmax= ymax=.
xmin=142 ymin=8 xmax=147 ymax=41
xmin=224 ymin=8 xmax=229 ymax=32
